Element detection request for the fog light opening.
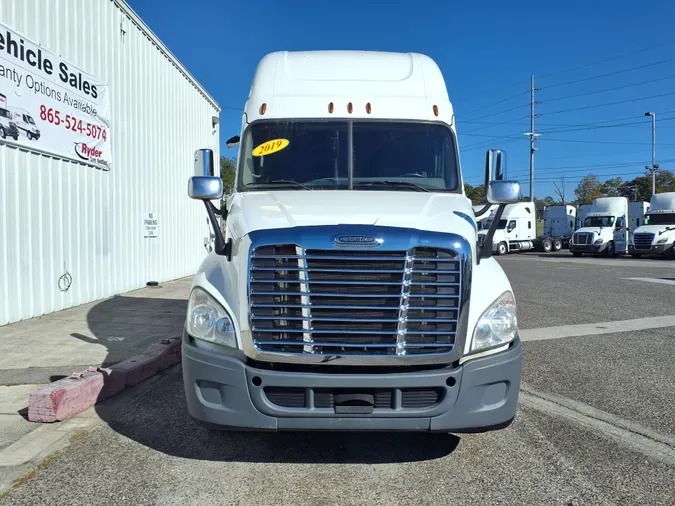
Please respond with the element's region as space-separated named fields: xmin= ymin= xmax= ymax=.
xmin=252 ymin=376 xmax=262 ymax=387
xmin=446 ymin=377 xmax=456 ymax=387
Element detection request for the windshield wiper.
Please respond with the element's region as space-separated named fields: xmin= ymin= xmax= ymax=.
xmin=248 ymin=180 xmax=312 ymax=190
xmin=354 ymin=181 xmax=429 ymax=192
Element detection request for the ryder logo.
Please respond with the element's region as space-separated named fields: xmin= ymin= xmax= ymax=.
xmin=74 ymin=142 xmax=103 ymax=161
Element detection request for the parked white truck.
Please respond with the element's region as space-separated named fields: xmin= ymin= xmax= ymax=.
xmin=629 ymin=192 xmax=675 ymax=258
xmin=570 ymin=197 xmax=649 ymax=257
xmin=182 ymin=50 xmax=523 ymax=433
xmin=477 ymin=202 xmax=576 ymax=254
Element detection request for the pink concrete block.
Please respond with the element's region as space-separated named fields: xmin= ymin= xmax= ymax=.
xmin=28 ymin=370 xmax=105 ymax=423
xmin=27 ymin=336 xmax=183 ymax=423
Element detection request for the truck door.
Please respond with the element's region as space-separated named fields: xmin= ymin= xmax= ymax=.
xmin=613 ymin=216 xmax=627 ymax=254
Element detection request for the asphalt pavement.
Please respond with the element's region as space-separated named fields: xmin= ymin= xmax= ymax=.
xmin=2 ymin=251 xmax=675 ymax=505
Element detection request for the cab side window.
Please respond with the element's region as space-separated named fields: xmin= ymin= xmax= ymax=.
xmin=507 ymin=220 xmax=516 ymax=232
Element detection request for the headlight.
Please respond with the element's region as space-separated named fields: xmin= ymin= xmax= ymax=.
xmin=471 ymin=291 xmax=517 ymax=353
xmin=657 ymin=237 xmax=669 ymax=244
xmin=186 ymin=287 xmax=237 ymax=349
xmin=594 ymin=238 xmax=603 ymax=245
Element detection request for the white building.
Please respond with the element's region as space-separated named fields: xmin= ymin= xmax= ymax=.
xmin=0 ymin=0 xmax=220 ymax=325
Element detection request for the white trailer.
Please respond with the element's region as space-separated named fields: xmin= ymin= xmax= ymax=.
xmin=629 ymin=192 xmax=675 ymax=258
xmin=570 ymin=197 xmax=649 ymax=257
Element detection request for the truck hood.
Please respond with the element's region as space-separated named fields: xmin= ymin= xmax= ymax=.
xmin=226 ymin=190 xmax=477 ymax=240
xmin=633 ymin=225 xmax=675 ymax=236
xmin=575 ymin=226 xmax=614 ymax=238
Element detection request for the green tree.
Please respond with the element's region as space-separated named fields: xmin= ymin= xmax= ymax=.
xmin=574 ymin=174 xmax=603 ymax=204
xmin=220 ymin=156 xmax=236 ymax=194
xmin=464 ymin=183 xmax=485 ymax=205
xmin=619 ymin=169 xmax=675 ymax=202
xmin=600 ymin=177 xmax=624 ymax=197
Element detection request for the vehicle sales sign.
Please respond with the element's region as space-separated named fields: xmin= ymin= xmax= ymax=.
xmin=0 ymin=21 xmax=111 ymax=170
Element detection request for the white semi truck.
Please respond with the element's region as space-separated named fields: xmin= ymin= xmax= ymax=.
xmin=477 ymin=202 xmax=576 ymax=254
xmin=629 ymin=192 xmax=675 ymax=258
xmin=570 ymin=196 xmax=649 ymax=257
xmin=182 ymin=50 xmax=523 ymax=433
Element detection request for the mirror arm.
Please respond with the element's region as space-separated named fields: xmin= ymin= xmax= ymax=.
xmin=207 ymin=200 xmax=227 ymax=218
xmin=203 ymin=201 xmax=232 ymax=260
xmin=477 ymin=203 xmax=506 ymax=264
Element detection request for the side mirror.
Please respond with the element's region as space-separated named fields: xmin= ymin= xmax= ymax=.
xmin=188 ymin=176 xmax=223 ymax=200
xmin=194 ymin=148 xmax=215 ymax=177
xmin=487 ymin=180 xmax=522 ymax=204
xmin=226 ymin=135 xmax=240 ymax=148
xmin=477 ymin=149 xmax=524 ymax=264
xmin=190 ymin=148 xmax=231 ymax=259
xmin=484 ymin=148 xmax=507 ymax=191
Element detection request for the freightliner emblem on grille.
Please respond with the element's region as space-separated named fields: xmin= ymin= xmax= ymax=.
xmin=333 ymin=234 xmax=383 ymax=247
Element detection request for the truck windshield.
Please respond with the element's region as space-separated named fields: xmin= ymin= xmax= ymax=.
xmin=584 ymin=216 xmax=615 ymax=227
xmin=484 ymin=219 xmax=507 ymax=229
xmin=238 ymin=120 xmax=460 ymax=192
xmin=644 ymin=213 xmax=675 ymax=226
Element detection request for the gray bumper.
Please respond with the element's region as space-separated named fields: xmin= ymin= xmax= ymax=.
xmin=181 ymin=332 xmax=522 ymax=433
xmin=569 ymin=243 xmax=606 ymax=253
xmin=629 ymin=244 xmax=673 ymax=256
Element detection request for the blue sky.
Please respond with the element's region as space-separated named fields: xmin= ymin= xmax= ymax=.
xmin=129 ymin=0 xmax=675 ymax=199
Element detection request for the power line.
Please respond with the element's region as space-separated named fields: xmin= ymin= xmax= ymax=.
xmin=540 ymin=58 xmax=675 ymax=90
xmin=464 ymin=103 xmax=530 ymax=122
xmin=537 ymin=41 xmax=675 ymax=80
xmin=541 ymin=91 xmax=675 ymax=116
xmin=459 ymin=90 xmax=529 ymax=116
xmin=542 ymin=74 xmax=675 ymax=103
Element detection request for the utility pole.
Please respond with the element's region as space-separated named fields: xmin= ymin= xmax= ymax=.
xmin=525 ymin=75 xmax=540 ymax=201
xmin=645 ymin=112 xmax=657 ymax=194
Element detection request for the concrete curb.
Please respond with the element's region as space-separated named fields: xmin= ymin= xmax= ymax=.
xmin=27 ymin=336 xmax=181 ymax=423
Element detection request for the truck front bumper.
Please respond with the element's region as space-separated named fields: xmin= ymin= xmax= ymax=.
xmin=569 ymin=243 xmax=607 ymax=253
xmin=629 ymin=244 xmax=673 ymax=256
xmin=181 ymin=332 xmax=522 ymax=433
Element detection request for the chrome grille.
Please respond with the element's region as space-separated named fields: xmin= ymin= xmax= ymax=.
xmin=633 ymin=233 xmax=654 ymax=248
xmin=249 ymin=245 xmax=461 ymax=356
xmin=573 ymin=232 xmax=592 ymax=245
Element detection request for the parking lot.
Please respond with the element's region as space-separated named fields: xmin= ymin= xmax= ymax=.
xmin=3 ymin=252 xmax=675 ymax=505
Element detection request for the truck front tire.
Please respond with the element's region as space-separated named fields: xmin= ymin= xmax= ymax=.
xmin=497 ymin=242 xmax=507 ymax=255
xmin=606 ymin=241 xmax=615 ymax=257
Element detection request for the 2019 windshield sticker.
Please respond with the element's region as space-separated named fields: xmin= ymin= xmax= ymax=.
xmin=252 ymin=138 xmax=289 ymax=157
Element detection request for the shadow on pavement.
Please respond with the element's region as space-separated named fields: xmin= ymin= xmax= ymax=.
xmin=95 ymin=366 xmax=460 ymax=465
xmin=70 ymin=290 xmax=188 ymax=367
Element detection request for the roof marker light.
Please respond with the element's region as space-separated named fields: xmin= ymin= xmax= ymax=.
xmin=328 ymin=102 xmax=334 ymax=113
xmin=433 ymin=105 xmax=439 ymax=117
xmin=347 ymin=102 xmax=353 ymax=114
xmin=366 ymin=102 xmax=372 ymax=114
xmin=259 ymin=103 xmax=267 ymax=115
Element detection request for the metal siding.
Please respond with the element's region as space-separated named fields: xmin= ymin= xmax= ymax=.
xmin=0 ymin=0 xmax=220 ymax=325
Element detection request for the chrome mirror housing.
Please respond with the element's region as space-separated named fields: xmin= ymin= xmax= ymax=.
xmin=487 ymin=180 xmax=522 ymax=204
xmin=188 ymin=176 xmax=223 ymax=200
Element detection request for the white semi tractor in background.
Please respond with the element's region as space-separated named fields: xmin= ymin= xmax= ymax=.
xmin=183 ymin=50 xmax=524 ymax=433
xmin=570 ymin=196 xmax=649 ymax=257
xmin=477 ymin=202 xmax=576 ymax=255
xmin=629 ymin=192 xmax=675 ymax=258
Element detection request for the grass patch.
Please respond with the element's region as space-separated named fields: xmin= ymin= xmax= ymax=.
xmin=1 ymin=448 xmax=67 ymax=498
